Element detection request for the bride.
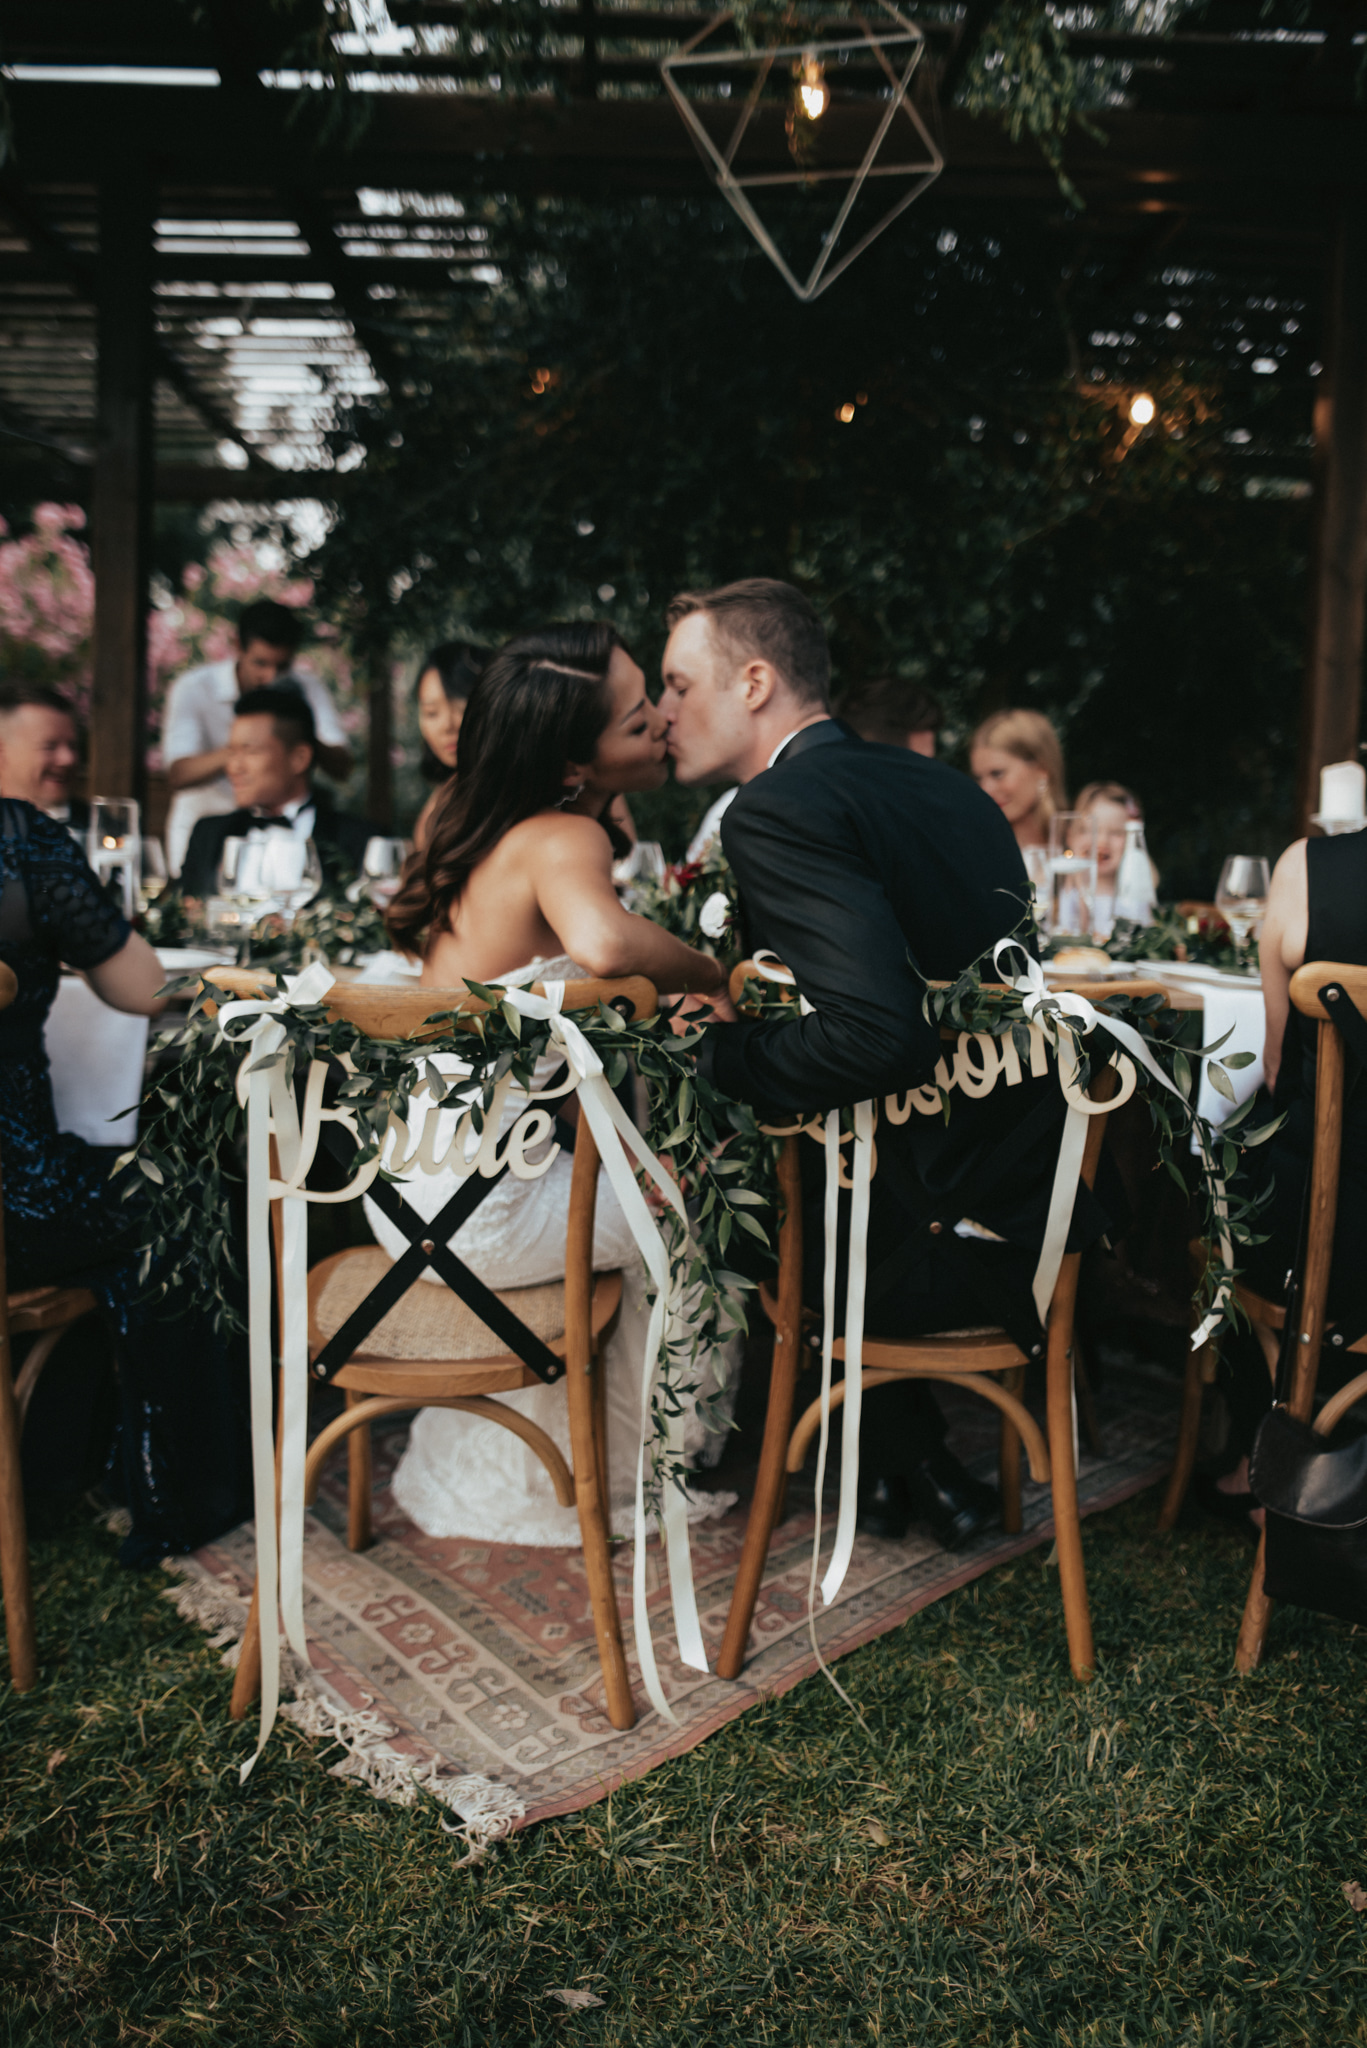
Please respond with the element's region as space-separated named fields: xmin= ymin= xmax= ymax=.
xmin=370 ymin=622 xmax=739 ymax=1546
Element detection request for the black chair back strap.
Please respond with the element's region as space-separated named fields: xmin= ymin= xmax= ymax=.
xmin=309 ymin=1120 xmax=565 ymax=1386
xmin=863 ymin=1068 xmax=1111 ymax=1360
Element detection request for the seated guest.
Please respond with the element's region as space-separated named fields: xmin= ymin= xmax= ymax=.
xmin=0 ymin=795 xmax=250 ymax=1561
xmin=970 ymin=708 xmax=1066 ymax=853
xmin=413 ymin=640 xmax=484 ymax=850
xmin=178 ymin=686 xmax=375 ymax=901
xmin=1204 ymin=829 xmax=1367 ymax=1528
xmin=0 ymin=681 xmax=87 ymax=830
xmin=162 ymin=598 xmax=353 ymax=876
xmin=839 ymin=676 xmax=943 ymax=757
xmin=1075 ymin=780 xmax=1156 ymax=937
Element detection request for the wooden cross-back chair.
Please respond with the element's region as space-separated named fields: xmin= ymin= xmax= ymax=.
xmin=717 ymin=960 xmax=1172 ymax=1687
xmin=205 ymin=966 xmax=656 ymax=1735
xmin=1159 ymin=961 xmax=1367 ymax=1542
xmin=1220 ymin=961 xmax=1367 ymax=1672
xmin=0 ymin=959 xmax=101 ymax=1694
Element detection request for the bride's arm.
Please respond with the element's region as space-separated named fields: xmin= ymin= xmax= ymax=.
xmin=536 ymin=816 xmax=726 ymax=996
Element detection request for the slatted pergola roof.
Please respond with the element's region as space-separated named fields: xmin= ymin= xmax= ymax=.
xmin=0 ymin=0 xmax=1363 ymax=820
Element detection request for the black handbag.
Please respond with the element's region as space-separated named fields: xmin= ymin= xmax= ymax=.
xmin=1250 ymin=1405 xmax=1367 ymax=1626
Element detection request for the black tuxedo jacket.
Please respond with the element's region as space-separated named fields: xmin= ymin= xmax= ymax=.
xmin=699 ymin=721 xmax=1106 ymax=1261
xmin=179 ymin=796 xmax=376 ymax=901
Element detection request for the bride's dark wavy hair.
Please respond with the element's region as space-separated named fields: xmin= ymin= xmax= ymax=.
xmin=386 ymin=621 xmax=630 ymax=954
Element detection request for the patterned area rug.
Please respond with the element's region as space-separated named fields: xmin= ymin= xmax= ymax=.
xmin=180 ymin=1360 xmax=1180 ymax=1830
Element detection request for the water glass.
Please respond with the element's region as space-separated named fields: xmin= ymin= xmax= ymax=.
xmin=1046 ymin=813 xmax=1098 ymax=942
xmin=1215 ymin=855 xmax=1271 ymax=953
xmin=88 ymin=796 xmax=141 ymax=920
xmin=362 ymin=836 xmax=409 ymax=908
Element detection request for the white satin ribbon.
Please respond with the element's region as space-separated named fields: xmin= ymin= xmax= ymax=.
xmin=991 ymin=942 xmax=1233 ymax=1348
xmin=214 ymin=964 xmax=381 ymax=1782
xmin=747 ymin=956 xmax=875 ymax=1615
xmin=499 ymin=984 xmax=708 ymax=1726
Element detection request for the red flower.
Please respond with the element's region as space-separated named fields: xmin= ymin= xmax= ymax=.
xmin=671 ymin=859 xmax=704 ymax=889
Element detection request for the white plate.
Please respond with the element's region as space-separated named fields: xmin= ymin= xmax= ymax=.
xmin=1134 ymin=959 xmax=1259 ymax=989
xmin=155 ymin=946 xmax=234 ymax=970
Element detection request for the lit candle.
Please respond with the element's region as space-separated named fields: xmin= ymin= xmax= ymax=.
xmin=1319 ymin=760 xmax=1366 ymax=823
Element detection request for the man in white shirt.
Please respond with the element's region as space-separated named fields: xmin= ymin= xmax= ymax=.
xmin=161 ymin=598 xmax=351 ymax=874
xmin=176 ymin=686 xmax=373 ymax=901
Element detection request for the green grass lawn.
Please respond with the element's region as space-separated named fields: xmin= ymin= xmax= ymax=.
xmin=2 ymin=1494 xmax=1364 ymax=2047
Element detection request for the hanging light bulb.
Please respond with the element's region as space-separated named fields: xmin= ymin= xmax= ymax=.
xmin=797 ymin=53 xmax=828 ymax=121
xmin=1129 ymin=391 xmax=1156 ymax=426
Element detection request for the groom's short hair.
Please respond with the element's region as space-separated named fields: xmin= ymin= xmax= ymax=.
xmin=665 ymin=579 xmax=830 ymax=707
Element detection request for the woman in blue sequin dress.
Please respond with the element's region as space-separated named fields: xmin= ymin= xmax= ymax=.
xmin=0 ymin=797 xmax=251 ymax=1564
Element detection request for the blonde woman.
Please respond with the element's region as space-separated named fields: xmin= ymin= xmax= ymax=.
xmin=969 ymin=709 xmax=1066 ymax=853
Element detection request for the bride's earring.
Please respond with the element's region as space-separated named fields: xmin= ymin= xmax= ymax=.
xmin=557 ymin=781 xmax=585 ymax=809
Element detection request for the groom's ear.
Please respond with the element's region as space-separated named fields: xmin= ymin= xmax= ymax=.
xmin=740 ymin=660 xmax=781 ymax=711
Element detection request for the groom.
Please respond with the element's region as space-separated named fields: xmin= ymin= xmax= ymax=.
xmin=661 ymin=578 xmax=1097 ymax=1549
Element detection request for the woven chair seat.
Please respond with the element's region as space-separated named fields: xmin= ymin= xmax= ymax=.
xmin=312 ymin=1247 xmax=568 ymax=1362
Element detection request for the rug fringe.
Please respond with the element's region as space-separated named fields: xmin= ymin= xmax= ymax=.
xmin=160 ymin=1560 xmax=524 ymax=1861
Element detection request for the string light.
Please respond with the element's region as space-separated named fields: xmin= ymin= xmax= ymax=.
xmin=797 ymin=54 xmax=828 ymax=120
xmin=1129 ymin=391 xmax=1156 ymax=426
xmin=837 ymin=402 xmax=855 ymax=423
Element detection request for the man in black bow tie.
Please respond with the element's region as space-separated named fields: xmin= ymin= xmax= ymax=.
xmin=660 ymin=579 xmax=1106 ymax=1550
xmin=177 ymin=686 xmax=375 ymax=903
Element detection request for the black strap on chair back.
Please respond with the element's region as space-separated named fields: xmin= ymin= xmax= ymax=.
xmin=863 ymin=1029 xmax=1124 ymax=1360
xmin=307 ymin=1110 xmax=566 ymax=1388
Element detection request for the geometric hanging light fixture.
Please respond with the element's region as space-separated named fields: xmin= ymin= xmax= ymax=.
xmin=661 ymin=2 xmax=944 ymax=303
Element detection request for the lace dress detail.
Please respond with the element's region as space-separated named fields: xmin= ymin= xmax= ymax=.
xmin=362 ymin=956 xmax=741 ymax=1546
xmin=0 ymin=799 xmax=251 ymax=1565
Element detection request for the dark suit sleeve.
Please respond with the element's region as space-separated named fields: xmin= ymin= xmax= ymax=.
xmin=698 ymin=774 xmax=943 ymax=1116
xmin=178 ymin=818 xmax=221 ymax=901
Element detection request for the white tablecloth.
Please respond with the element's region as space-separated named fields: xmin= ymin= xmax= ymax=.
xmin=1132 ymin=961 xmax=1267 ymax=1132
xmin=44 ymin=977 xmax=148 ymax=1149
xmin=41 ymin=947 xmax=227 ymax=1150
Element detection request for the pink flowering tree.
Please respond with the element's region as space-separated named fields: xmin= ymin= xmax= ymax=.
xmin=0 ymin=506 xmax=359 ymax=775
xmin=0 ymin=504 xmax=97 ymax=710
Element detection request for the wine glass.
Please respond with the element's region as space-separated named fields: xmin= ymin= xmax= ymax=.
xmin=261 ymin=834 xmax=322 ymax=919
xmin=1215 ymin=855 xmax=1271 ymax=956
xmin=361 ymin=836 xmax=408 ymax=908
xmin=1046 ymin=813 xmax=1098 ymax=942
xmin=139 ymin=837 xmax=168 ymax=911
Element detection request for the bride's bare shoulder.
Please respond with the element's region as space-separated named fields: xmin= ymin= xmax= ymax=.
xmin=502 ymin=811 xmax=612 ymax=864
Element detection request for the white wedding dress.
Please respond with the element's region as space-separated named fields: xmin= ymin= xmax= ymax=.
xmin=361 ymin=956 xmax=740 ymax=1546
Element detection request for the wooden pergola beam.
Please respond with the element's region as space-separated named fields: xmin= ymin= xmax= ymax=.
xmin=88 ymin=171 xmax=153 ymax=808
xmin=1295 ymin=198 xmax=1367 ymax=836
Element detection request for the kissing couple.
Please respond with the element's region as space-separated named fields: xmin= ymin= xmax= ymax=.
xmin=377 ymin=578 xmax=1108 ymax=1553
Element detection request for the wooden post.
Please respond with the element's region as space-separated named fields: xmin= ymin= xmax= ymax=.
xmin=89 ymin=168 xmax=153 ymax=807
xmin=366 ymin=659 xmax=393 ymax=829
xmin=1295 ymin=201 xmax=1367 ymax=836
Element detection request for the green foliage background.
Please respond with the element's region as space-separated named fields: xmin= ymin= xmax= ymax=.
xmin=309 ymin=189 xmax=1316 ymax=893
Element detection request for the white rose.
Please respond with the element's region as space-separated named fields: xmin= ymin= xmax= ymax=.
xmin=699 ymin=891 xmax=731 ymax=941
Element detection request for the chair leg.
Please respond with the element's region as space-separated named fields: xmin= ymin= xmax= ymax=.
xmin=346 ymin=1390 xmax=373 ymax=1552
xmin=999 ymin=1365 xmax=1024 ymax=1536
xmin=1158 ymin=1337 xmax=1211 ymax=1533
xmin=0 ymin=1299 xmax=35 ymax=1695
xmin=1046 ymin=1259 xmax=1096 ymax=1682
xmin=718 ymin=1138 xmax=805 ymax=1682
xmin=229 ymin=1579 xmax=264 ymax=1719
xmin=1235 ymin=1528 xmax=1274 ymax=1674
xmin=568 ymin=1340 xmax=635 ymax=1730
xmin=717 ymin=1328 xmax=802 ymax=1682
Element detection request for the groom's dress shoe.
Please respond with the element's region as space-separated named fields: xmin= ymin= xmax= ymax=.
xmin=855 ymin=1474 xmax=910 ymax=1540
xmin=907 ymin=1450 xmax=998 ymax=1551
